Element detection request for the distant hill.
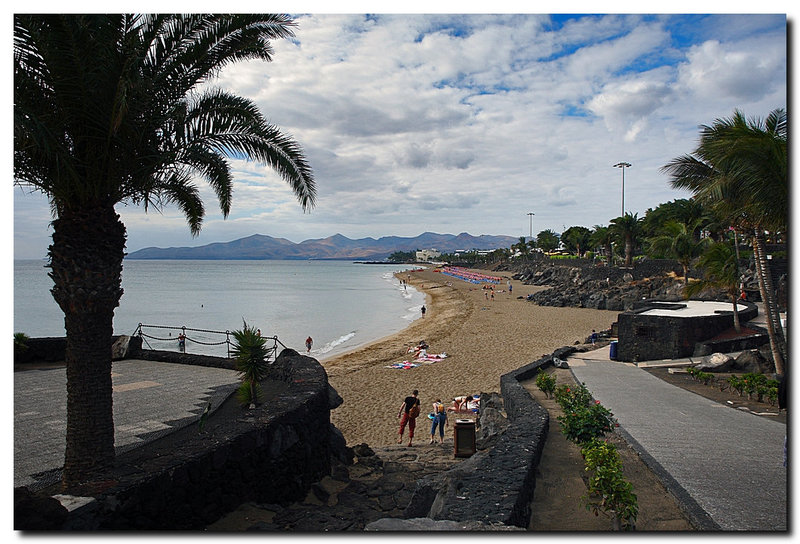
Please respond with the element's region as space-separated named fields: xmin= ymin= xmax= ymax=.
xmin=126 ymin=232 xmax=518 ymax=261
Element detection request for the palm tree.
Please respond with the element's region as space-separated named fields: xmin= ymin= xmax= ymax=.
xmin=14 ymin=14 xmax=315 ymax=489
xmin=662 ymin=109 xmax=786 ymax=375
xmin=589 ymin=225 xmax=614 ymax=265
xmin=685 ymin=242 xmax=744 ymax=333
xmin=536 ymin=229 xmax=560 ymax=253
xmin=561 ymin=226 xmax=592 ymax=257
xmin=609 ymin=213 xmax=642 ymax=267
xmin=647 ymin=220 xmax=708 ymax=284
xmin=513 ymin=236 xmax=530 ymax=260
xmin=642 ymin=198 xmax=710 ymax=242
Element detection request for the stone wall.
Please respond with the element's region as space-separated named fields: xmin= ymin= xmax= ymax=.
xmin=15 ymin=336 xmax=67 ymax=364
xmin=22 ymin=349 xmax=343 ymax=530
xmin=616 ymin=301 xmax=759 ymax=362
xmin=133 ymin=347 xmax=236 ymax=370
xmin=15 ymin=335 xmax=144 ymax=365
xmin=693 ymin=329 xmax=770 ymax=357
xmin=403 ymin=354 xmax=551 ymax=528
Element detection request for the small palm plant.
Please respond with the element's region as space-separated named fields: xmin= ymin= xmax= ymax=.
xmin=230 ymin=320 xmax=270 ymax=408
xmin=647 ymin=220 xmax=708 ymax=284
xmin=685 ymin=241 xmax=743 ymax=332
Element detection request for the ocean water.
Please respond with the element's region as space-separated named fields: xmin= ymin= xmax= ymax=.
xmin=13 ymin=260 xmax=425 ymax=360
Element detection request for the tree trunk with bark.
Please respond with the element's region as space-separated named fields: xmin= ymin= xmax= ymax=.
xmin=751 ymin=229 xmax=786 ymax=376
xmin=48 ymin=205 xmax=126 ymax=489
xmin=624 ymin=236 xmax=633 ymax=267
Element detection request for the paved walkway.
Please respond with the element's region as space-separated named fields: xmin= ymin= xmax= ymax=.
xmin=14 ymin=359 xmax=240 ymax=490
xmin=568 ymin=346 xmax=787 ymax=531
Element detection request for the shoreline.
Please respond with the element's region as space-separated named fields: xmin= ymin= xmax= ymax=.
xmin=315 ymin=266 xmax=430 ymax=363
xmin=324 ymin=266 xmax=621 ymax=447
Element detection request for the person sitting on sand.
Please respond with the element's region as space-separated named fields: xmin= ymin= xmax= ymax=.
xmin=407 ymin=340 xmax=429 ymax=358
xmin=448 ymin=395 xmax=474 ymax=412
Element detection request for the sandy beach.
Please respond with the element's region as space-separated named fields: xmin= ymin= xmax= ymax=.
xmin=323 ymin=266 xmax=620 ymax=447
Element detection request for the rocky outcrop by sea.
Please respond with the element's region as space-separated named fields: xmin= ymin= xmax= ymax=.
xmin=501 ymin=258 xmax=768 ymax=312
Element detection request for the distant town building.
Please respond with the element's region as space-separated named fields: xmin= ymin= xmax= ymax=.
xmin=416 ymin=249 xmax=441 ymax=262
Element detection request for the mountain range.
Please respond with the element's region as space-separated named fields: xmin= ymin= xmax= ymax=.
xmin=126 ymin=232 xmax=519 ymax=261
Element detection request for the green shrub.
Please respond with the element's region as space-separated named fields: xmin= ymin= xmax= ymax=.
xmin=727 ymin=375 xmax=745 ymax=396
xmin=535 ymin=369 xmax=557 ymax=398
xmin=554 ymin=382 xmax=594 ymax=412
xmin=558 ymin=401 xmax=617 ymax=445
xmin=766 ymin=385 xmax=779 ymax=406
xmin=726 ymin=373 xmax=777 ymax=404
xmin=14 ymin=332 xmax=30 ymax=359
xmin=581 ymin=438 xmax=639 ymax=530
xmin=697 ymin=371 xmax=714 ymax=385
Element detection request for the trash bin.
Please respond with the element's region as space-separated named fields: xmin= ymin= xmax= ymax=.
xmin=454 ymin=419 xmax=476 ymax=458
xmin=609 ymin=340 xmax=618 ymax=360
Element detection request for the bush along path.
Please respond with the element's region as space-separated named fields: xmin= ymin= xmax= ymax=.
xmin=525 ymin=367 xmax=691 ymax=531
xmin=551 ymin=379 xmax=637 ymax=530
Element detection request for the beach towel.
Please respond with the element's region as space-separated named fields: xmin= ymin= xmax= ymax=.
xmin=386 ymin=361 xmax=419 ymax=369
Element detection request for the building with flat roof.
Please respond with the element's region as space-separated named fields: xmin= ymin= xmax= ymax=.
xmin=615 ymin=299 xmax=763 ymax=362
xmin=416 ymin=249 xmax=441 ymax=262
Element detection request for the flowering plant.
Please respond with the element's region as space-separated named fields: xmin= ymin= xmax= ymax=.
xmin=535 ymin=369 xmax=557 ymax=398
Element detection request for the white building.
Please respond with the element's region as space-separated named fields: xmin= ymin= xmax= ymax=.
xmin=416 ymin=249 xmax=441 ymax=262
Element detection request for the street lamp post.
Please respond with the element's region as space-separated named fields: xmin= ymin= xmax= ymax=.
xmin=527 ymin=212 xmax=535 ymax=242
xmin=613 ymin=162 xmax=631 ymax=216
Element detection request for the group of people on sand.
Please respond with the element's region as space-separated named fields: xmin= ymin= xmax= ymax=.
xmin=397 ymin=390 xmax=479 ymax=447
xmin=407 ymin=339 xmax=429 ymax=359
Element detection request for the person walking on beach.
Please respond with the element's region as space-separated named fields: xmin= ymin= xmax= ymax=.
xmin=421 ymin=305 xmax=426 ymax=318
xmin=430 ymin=398 xmax=448 ymax=444
xmin=398 ymin=390 xmax=420 ymax=446
xmin=305 ymin=336 xmax=313 ymax=353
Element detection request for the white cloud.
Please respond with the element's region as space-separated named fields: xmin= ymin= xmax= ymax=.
xmin=13 ymin=13 xmax=787 ymax=259
xmin=677 ymin=38 xmax=786 ymax=102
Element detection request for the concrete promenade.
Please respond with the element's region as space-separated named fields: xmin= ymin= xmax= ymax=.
xmin=14 ymin=359 xmax=240 ymax=490
xmin=568 ymin=346 xmax=787 ymax=531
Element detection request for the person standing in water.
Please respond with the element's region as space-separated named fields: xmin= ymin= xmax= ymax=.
xmin=305 ymin=336 xmax=313 ymax=353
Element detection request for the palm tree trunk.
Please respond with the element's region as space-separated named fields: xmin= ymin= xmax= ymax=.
xmin=751 ymin=229 xmax=786 ymax=375
xmin=730 ymin=293 xmax=742 ymax=333
xmin=48 ymin=205 xmax=126 ymax=489
xmin=625 ymin=236 xmax=633 ymax=267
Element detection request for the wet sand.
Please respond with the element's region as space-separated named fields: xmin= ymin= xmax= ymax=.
xmin=323 ymin=267 xmax=620 ymax=447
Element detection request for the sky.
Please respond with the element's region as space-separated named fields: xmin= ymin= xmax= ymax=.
xmin=10 ymin=8 xmax=789 ymax=259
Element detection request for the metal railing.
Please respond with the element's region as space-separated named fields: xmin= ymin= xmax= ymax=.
xmin=133 ymin=323 xmax=286 ymax=359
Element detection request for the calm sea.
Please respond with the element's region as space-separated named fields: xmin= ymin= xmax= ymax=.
xmin=13 ymin=260 xmax=425 ymax=360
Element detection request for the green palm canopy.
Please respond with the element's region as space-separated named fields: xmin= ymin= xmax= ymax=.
xmin=14 ymin=14 xmax=315 ymax=488
xmin=661 ymin=108 xmax=786 ymax=375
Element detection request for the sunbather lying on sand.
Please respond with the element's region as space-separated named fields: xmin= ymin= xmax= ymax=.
xmin=448 ymin=395 xmax=479 ymax=412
